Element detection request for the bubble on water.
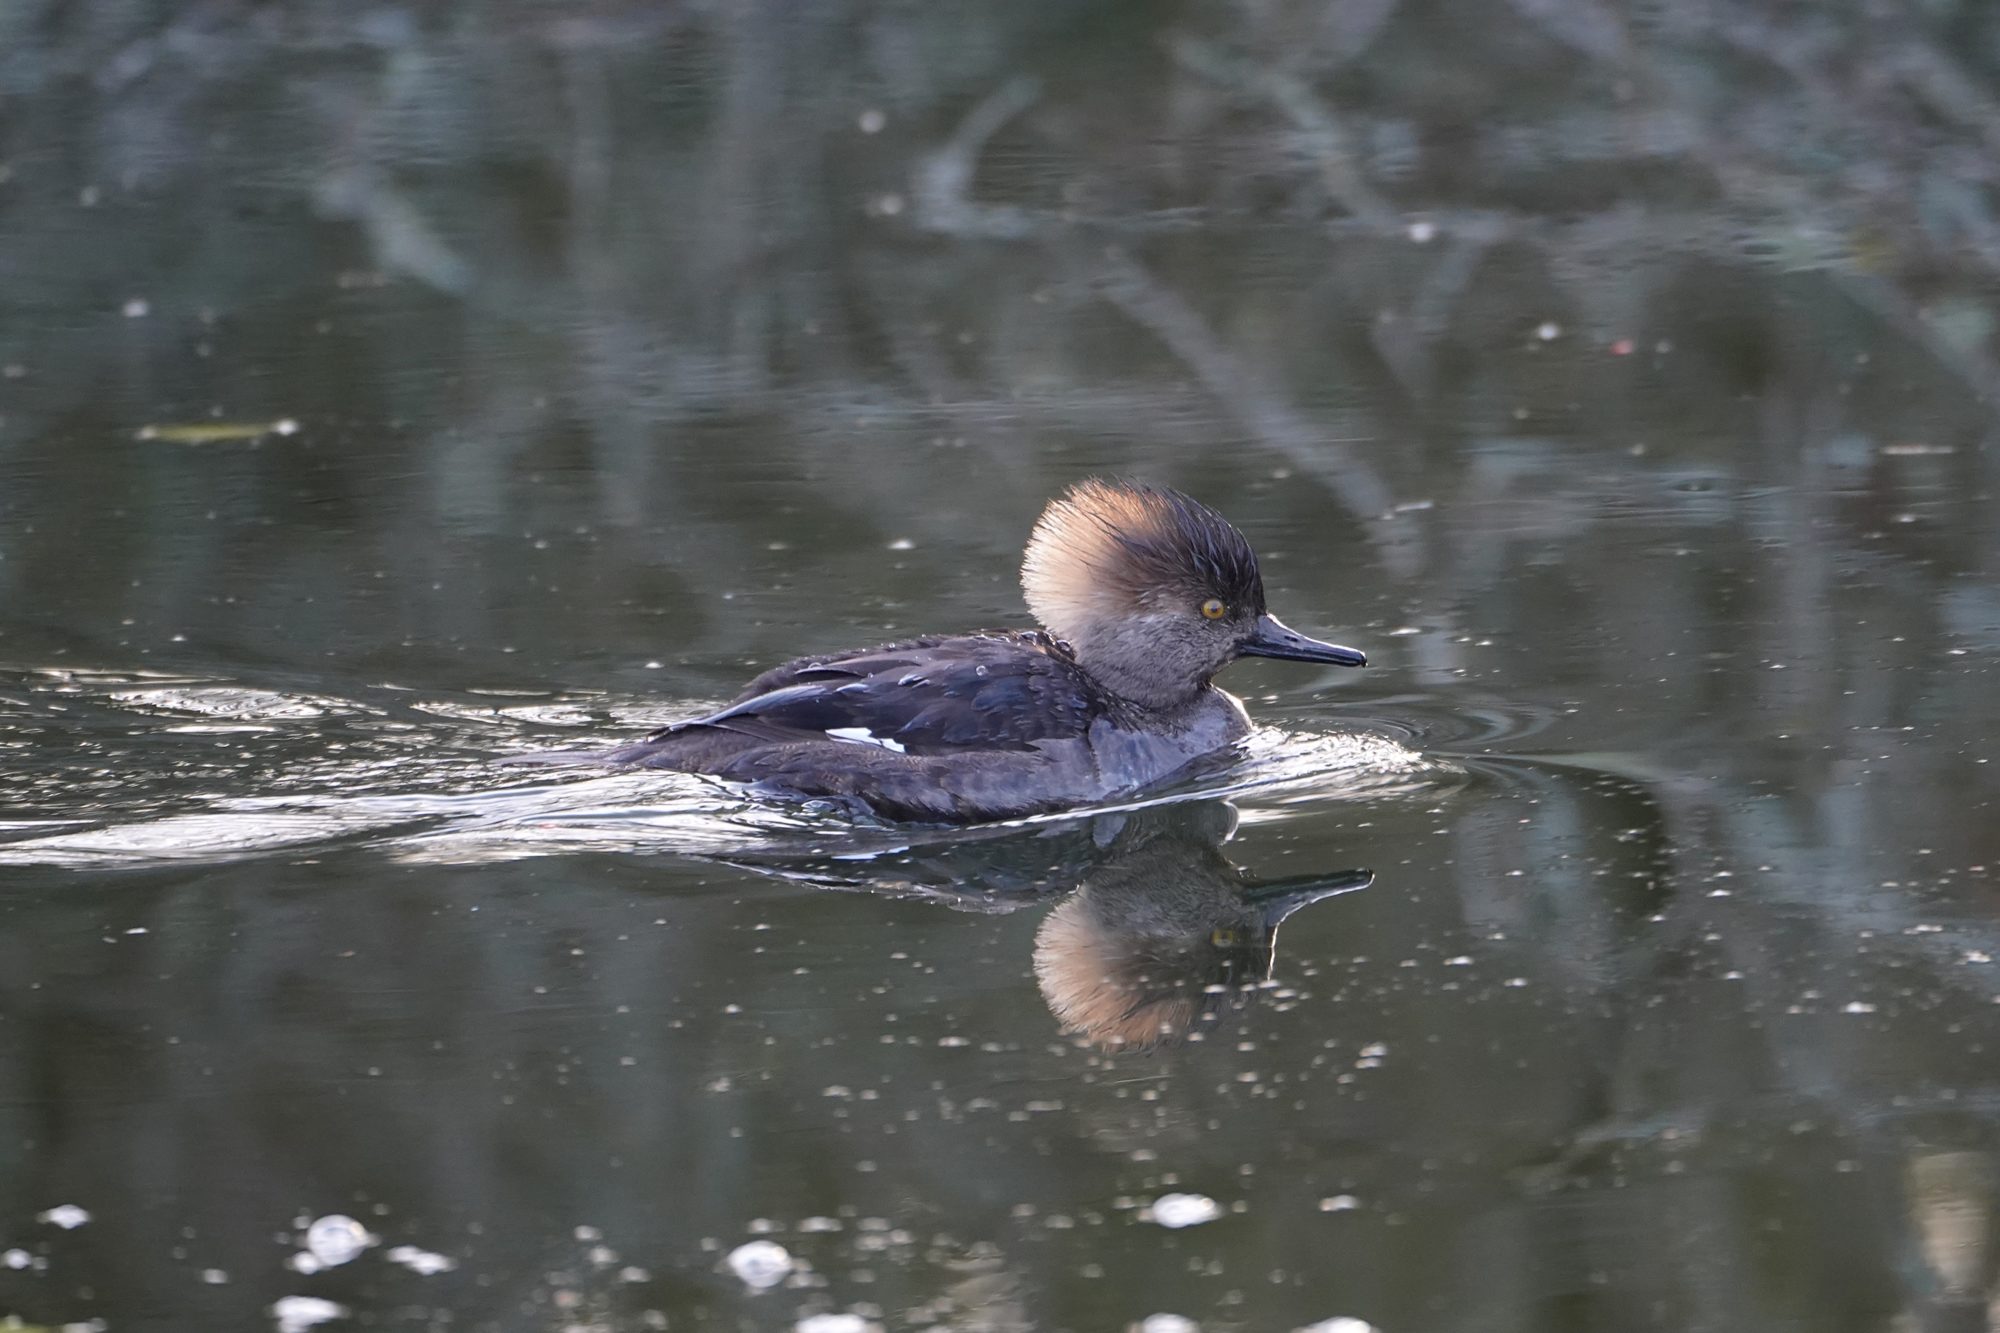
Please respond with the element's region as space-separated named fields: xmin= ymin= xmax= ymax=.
xmin=287 ymin=1253 xmax=322 ymax=1275
xmin=2 ymin=1249 xmax=30 ymax=1269
xmin=272 ymin=1296 xmax=349 ymax=1333
xmin=1148 ymin=1193 xmax=1222 ymax=1228
xmin=1296 ymin=1320 xmax=1377 ymax=1333
xmin=38 ymin=1204 xmax=90 ymax=1229
xmin=1319 ymin=1195 xmax=1360 ymax=1212
xmin=727 ymin=1238 xmax=794 ymax=1289
xmin=304 ymin=1214 xmax=377 ymax=1267
xmin=386 ymin=1244 xmax=456 ymax=1275
xmin=1141 ymin=1317 xmax=1200 ymax=1333
xmin=201 ymin=1268 xmax=229 ymax=1284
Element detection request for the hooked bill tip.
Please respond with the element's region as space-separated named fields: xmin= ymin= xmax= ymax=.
xmin=1238 ymin=614 xmax=1366 ymax=668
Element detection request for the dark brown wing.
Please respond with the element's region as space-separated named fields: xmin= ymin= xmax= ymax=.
xmin=651 ymin=631 xmax=1098 ymax=754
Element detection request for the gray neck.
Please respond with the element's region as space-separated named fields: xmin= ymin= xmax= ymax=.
xmin=1071 ymin=621 xmax=1215 ymax=712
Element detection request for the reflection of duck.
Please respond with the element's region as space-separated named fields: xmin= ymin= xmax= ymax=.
xmin=719 ymin=801 xmax=1370 ymax=1050
xmin=1033 ymin=805 xmax=1370 ymax=1051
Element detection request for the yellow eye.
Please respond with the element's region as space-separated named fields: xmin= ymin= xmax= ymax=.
xmin=1200 ymin=598 xmax=1228 ymax=620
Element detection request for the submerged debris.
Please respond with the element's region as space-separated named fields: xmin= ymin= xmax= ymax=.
xmin=134 ymin=418 xmax=300 ymax=444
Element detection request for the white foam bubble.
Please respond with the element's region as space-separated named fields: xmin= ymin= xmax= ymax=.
xmin=272 ymin=1296 xmax=349 ymax=1333
xmin=304 ymin=1214 xmax=376 ymax=1267
xmin=1148 ymin=1193 xmax=1221 ymax=1228
xmin=386 ymin=1244 xmax=456 ymax=1275
xmin=726 ymin=1239 xmax=793 ymax=1289
xmin=796 ymin=1315 xmax=880 ymax=1333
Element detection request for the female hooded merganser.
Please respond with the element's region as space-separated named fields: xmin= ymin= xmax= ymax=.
xmin=598 ymin=479 xmax=1366 ymax=823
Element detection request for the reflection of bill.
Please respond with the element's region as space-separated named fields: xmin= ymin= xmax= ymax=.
xmin=1032 ymin=806 xmax=1370 ymax=1051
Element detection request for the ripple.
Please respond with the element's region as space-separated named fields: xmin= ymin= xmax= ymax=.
xmin=1311 ymin=691 xmax=1565 ymax=751
xmin=104 ymin=685 xmax=358 ymax=721
xmin=0 ymin=667 xmax=1450 ymax=867
xmin=0 ymin=809 xmax=397 ymax=867
xmin=1067 ymin=723 xmax=1444 ymax=823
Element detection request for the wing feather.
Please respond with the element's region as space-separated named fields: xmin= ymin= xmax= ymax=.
xmin=654 ymin=632 xmax=1097 ymax=755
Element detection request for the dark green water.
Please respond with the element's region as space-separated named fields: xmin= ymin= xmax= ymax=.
xmin=5 ymin=4 xmax=2000 ymax=1331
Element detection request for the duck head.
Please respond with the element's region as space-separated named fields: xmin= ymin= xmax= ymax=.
xmin=1021 ymin=479 xmax=1365 ymax=710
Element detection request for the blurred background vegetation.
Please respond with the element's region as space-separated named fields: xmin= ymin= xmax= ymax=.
xmin=5 ymin=0 xmax=1999 ymax=662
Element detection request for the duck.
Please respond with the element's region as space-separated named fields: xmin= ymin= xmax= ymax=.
xmin=594 ymin=479 xmax=1366 ymax=823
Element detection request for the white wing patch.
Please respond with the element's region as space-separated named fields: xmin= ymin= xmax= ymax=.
xmin=825 ymin=726 xmax=907 ymax=754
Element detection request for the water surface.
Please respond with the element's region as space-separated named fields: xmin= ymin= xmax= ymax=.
xmin=5 ymin=5 xmax=2000 ymax=1332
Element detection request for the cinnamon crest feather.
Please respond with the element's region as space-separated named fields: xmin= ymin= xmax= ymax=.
xmin=1020 ymin=480 xmax=1266 ymax=645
